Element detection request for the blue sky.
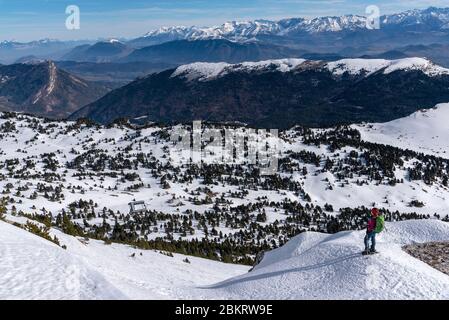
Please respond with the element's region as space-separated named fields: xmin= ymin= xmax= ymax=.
xmin=1 ymin=0 xmax=449 ymax=41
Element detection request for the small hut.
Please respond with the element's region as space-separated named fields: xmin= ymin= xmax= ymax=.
xmin=128 ymin=201 xmax=147 ymax=214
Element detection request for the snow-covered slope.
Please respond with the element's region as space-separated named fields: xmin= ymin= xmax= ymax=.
xmin=2 ymin=110 xmax=449 ymax=248
xmin=55 ymin=228 xmax=248 ymax=299
xmin=0 ymin=219 xmax=248 ymax=300
xmin=171 ymin=57 xmax=449 ymax=81
xmin=326 ymin=57 xmax=449 ymax=76
xmin=3 ymin=217 xmax=449 ymax=299
xmin=355 ymin=103 xmax=449 ymax=157
xmin=171 ymin=58 xmax=306 ymax=81
xmin=0 ymin=220 xmax=124 ymax=299
xmin=3 ymin=106 xmax=449 ymax=300
xmin=204 ymin=220 xmax=449 ymax=299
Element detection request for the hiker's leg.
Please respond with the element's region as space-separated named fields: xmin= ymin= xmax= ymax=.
xmin=370 ymin=232 xmax=376 ymax=251
xmin=364 ymin=233 xmax=369 ymax=251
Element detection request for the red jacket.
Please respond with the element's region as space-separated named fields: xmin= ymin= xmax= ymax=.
xmin=367 ymin=217 xmax=377 ymax=233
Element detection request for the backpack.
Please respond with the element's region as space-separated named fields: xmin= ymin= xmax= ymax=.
xmin=375 ymin=215 xmax=385 ymax=233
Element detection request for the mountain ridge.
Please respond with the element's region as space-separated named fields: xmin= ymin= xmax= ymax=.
xmin=131 ymin=7 xmax=449 ymax=46
xmin=70 ymin=57 xmax=449 ymax=128
xmin=4 ymin=7 xmax=449 ymax=65
xmin=0 ymin=60 xmax=110 ymax=118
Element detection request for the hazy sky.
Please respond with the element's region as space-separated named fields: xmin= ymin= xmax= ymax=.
xmin=1 ymin=0 xmax=449 ymax=41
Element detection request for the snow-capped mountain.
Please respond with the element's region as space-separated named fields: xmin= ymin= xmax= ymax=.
xmin=133 ymin=7 xmax=449 ymax=45
xmin=71 ymin=57 xmax=449 ymax=128
xmin=382 ymin=7 xmax=449 ymax=29
xmin=138 ymin=15 xmax=366 ymax=42
xmin=142 ymin=20 xmax=284 ymax=41
xmin=171 ymin=57 xmax=449 ymax=81
xmin=3 ymin=7 xmax=449 ymax=65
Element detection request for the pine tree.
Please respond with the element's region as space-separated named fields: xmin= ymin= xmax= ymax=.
xmin=0 ymin=198 xmax=7 ymax=220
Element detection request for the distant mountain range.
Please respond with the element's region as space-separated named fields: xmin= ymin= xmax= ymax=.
xmin=3 ymin=7 xmax=449 ymax=66
xmin=0 ymin=39 xmax=94 ymax=64
xmin=0 ymin=61 xmax=109 ymax=118
xmin=60 ymin=39 xmax=304 ymax=64
xmin=121 ymin=39 xmax=304 ymax=64
xmin=61 ymin=39 xmax=133 ymax=63
xmin=130 ymin=7 xmax=449 ymax=46
xmin=4 ymin=7 xmax=449 ymax=125
xmin=70 ymin=57 xmax=449 ymax=128
xmin=55 ymin=38 xmax=449 ymax=71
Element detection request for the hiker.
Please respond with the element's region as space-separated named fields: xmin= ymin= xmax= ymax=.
xmin=363 ymin=208 xmax=385 ymax=255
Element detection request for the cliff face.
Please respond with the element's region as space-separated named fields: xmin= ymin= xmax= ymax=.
xmin=0 ymin=61 xmax=109 ymax=118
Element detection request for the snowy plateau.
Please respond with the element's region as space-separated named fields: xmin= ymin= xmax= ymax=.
xmin=1 ymin=103 xmax=449 ymax=299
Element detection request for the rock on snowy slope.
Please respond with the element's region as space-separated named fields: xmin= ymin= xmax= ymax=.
xmin=203 ymin=220 xmax=449 ymax=299
xmin=70 ymin=57 xmax=449 ymax=128
xmin=354 ymin=103 xmax=449 ymax=157
xmin=0 ymin=220 xmax=124 ymax=299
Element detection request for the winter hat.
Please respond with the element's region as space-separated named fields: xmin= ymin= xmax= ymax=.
xmin=371 ymin=208 xmax=379 ymax=217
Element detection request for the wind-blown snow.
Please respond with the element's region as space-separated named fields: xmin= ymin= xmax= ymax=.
xmin=171 ymin=58 xmax=306 ymax=81
xmin=354 ymin=103 xmax=449 ymax=157
xmin=203 ymin=220 xmax=449 ymax=300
